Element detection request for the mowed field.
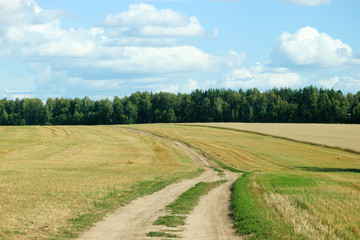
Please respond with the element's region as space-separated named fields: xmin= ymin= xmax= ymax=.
xmin=128 ymin=124 xmax=360 ymax=239
xmin=186 ymin=122 xmax=360 ymax=153
xmin=1 ymin=123 xmax=360 ymax=240
xmin=0 ymin=126 xmax=200 ymax=240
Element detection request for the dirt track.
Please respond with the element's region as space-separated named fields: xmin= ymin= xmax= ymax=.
xmin=77 ymin=128 xmax=242 ymax=240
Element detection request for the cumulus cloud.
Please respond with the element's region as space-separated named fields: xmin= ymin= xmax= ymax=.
xmin=318 ymin=76 xmax=360 ymax=91
xmin=95 ymin=45 xmax=216 ymax=73
xmin=30 ymin=63 xmax=127 ymax=96
xmin=182 ymin=78 xmax=199 ymax=92
xmin=6 ymin=21 xmax=99 ymax=57
xmin=104 ymin=3 xmax=187 ymax=27
xmin=157 ymin=78 xmax=211 ymax=94
xmin=0 ymin=0 xmax=64 ymax=26
xmin=273 ymin=27 xmax=354 ymax=68
xmin=225 ymin=50 xmax=247 ymax=68
xmin=225 ymin=63 xmax=305 ymax=90
xmin=0 ymin=0 xmax=41 ymax=25
xmin=139 ymin=17 xmax=205 ymax=37
xmin=0 ymin=0 xmax=246 ymax=97
xmin=104 ymin=3 xmax=205 ymax=37
xmin=1 ymin=5 xmax=244 ymax=75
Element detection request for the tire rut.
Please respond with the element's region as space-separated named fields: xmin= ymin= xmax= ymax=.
xmin=77 ymin=127 xmax=242 ymax=240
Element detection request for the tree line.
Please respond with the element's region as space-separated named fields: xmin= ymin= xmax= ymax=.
xmin=0 ymin=86 xmax=359 ymax=125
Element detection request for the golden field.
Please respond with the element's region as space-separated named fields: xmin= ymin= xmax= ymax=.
xmin=0 ymin=126 xmax=200 ymax=240
xmin=1 ymin=123 xmax=359 ymax=239
xmin=128 ymin=124 xmax=360 ymax=239
xmin=185 ymin=122 xmax=360 ymax=153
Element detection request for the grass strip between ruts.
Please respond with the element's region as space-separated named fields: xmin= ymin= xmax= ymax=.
xmin=149 ymin=180 xmax=227 ymax=238
xmin=167 ymin=180 xmax=227 ymax=215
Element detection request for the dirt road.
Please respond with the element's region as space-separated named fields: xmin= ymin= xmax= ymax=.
xmin=77 ymin=128 xmax=242 ymax=240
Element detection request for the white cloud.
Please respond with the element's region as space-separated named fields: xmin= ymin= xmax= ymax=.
xmin=4 ymin=20 xmax=99 ymax=57
xmin=280 ymin=0 xmax=330 ymax=6
xmin=318 ymin=76 xmax=339 ymax=89
xmin=4 ymin=88 xmax=31 ymax=93
xmin=318 ymin=76 xmax=360 ymax=91
xmin=273 ymin=27 xmax=353 ymax=68
xmin=0 ymin=0 xmax=248 ymax=97
xmin=104 ymin=3 xmax=187 ymax=27
xmin=95 ymin=45 xmax=215 ymax=73
xmin=225 ymin=63 xmax=305 ymax=90
xmin=31 ymin=64 xmax=127 ymax=95
xmin=0 ymin=1 xmax=230 ymax=74
xmin=0 ymin=0 xmax=41 ymax=25
xmin=104 ymin=3 xmax=205 ymax=37
xmin=225 ymin=50 xmax=247 ymax=68
xmin=160 ymin=85 xmax=179 ymax=93
xmin=139 ymin=16 xmax=205 ymax=37
xmin=181 ymin=78 xmax=199 ymax=92
xmin=0 ymin=0 xmax=64 ymax=26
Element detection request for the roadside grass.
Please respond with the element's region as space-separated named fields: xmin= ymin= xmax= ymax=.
xmin=233 ymin=170 xmax=360 ymax=240
xmin=0 ymin=126 xmax=201 ymax=240
xmin=128 ymin=124 xmax=360 ymax=240
xmin=232 ymin=172 xmax=304 ymax=239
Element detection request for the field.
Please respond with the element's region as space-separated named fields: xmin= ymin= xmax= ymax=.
xmin=0 ymin=126 xmax=200 ymax=240
xmin=128 ymin=124 xmax=360 ymax=239
xmin=185 ymin=122 xmax=360 ymax=153
xmin=1 ymin=123 xmax=359 ymax=239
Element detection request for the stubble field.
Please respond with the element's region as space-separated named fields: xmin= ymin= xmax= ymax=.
xmin=128 ymin=123 xmax=360 ymax=239
xmin=1 ymin=123 xmax=359 ymax=240
xmin=0 ymin=126 xmax=200 ymax=240
xmin=185 ymin=122 xmax=360 ymax=153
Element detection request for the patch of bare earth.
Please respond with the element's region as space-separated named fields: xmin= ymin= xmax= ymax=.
xmin=77 ymin=129 xmax=242 ymax=240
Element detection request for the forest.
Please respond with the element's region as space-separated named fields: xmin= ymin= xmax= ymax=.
xmin=0 ymin=86 xmax=359 ymax=125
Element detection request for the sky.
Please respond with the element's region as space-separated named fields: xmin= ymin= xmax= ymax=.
xmin=0 ymin=0 xmax=359 ymax=100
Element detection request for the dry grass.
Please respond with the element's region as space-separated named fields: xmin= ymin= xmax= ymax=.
xmin=0 ymin=126 xmax=199 ymax=240
xmin=264 ymin=192 xmax=337 ymax=240
xmin=185 ymin=122 xmax=360 ymax=153
xmin=128 ymin=124 xmax=360 ymax=172
xmin=128 ymin=124 xmax=360 ymax=239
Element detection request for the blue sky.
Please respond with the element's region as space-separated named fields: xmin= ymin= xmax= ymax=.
xmin=0 ymin=0 xmax=359 ymax=99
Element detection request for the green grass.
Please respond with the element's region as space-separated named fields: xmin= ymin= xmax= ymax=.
xmin=153 ymin=216 xmax=186 ymax=227
xmin=209 ymin=166 xmax=226 ymax=176
xmin=232 ymin=172 xmax=272 ymax=238
xmin=146 ymin=231 xmax=180 ymax=238
xmin=209 ymin=166 xmax=224 ymax=173
xmin=167 ymin=180 xmax=226 ymax=215
xmin=232 ymin=173 xmax=305 ymax=239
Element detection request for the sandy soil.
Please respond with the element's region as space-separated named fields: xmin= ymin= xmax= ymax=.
xmin=181 ymin=170 xmax=241 ymax=240
xmin=77 ymin=128 xmax=242 ymax=240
